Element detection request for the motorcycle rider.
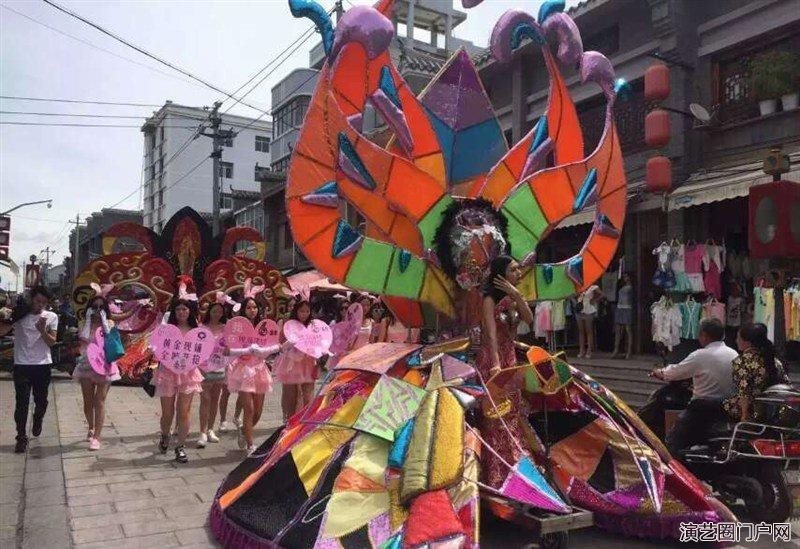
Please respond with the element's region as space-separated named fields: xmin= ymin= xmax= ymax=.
xmin=650 ymin=318 xmax=737 ymax=456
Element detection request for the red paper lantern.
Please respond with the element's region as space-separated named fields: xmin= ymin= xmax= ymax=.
xmin=748 ymin=180 xmax=800 ymax=258
xmin=646 ymin=156 xmax=672 ymax=193
xmin=645 ymin=62 xmax=670 ymax=102
xmin=645 ymin=109 xmax=670 ymax=148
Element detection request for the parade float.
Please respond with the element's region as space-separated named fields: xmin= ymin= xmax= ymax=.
xmin=71 ymin=206 xmax=291 ymax=380
xmin=207 ymin=0 xmax=737 ymax=547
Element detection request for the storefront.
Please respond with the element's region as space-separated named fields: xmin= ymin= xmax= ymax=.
xmin=644 ymin=156 xmax=800 ymax=361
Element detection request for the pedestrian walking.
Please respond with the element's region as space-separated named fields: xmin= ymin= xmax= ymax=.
xmin=273 ymin=299 xmax=318 ymax=422
xmin=0 ymin=286 xmax=59 ymax=453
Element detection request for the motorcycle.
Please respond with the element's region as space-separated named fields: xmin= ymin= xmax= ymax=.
xmin=639 ymin=380 xmax=800 ymax=523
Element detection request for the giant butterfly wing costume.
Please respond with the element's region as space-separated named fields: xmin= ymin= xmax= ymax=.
xmin=210 ymin=1 xmax=735 ymax=546
xmin=72 ymin=207 xmax=290 ymax=380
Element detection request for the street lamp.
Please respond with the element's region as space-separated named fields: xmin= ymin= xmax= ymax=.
xmin=0 ymin=199 xmax=53 ymax=216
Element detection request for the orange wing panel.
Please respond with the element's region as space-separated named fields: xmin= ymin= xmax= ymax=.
xmin=290 ymin=203 xmax=355 ymax=283
xmin=504 ymin=133 xmax=534 ymax=180
xmin=286 ymin=151 xmax=336 ymax=199
xmin=414 ymin=152 xmax=446 ymax=187
xmin=292 ymin=94 xmax=336 ymax=176
xmin=286 ymin=199 xmax=338 ymax=246
xmin=353 ymin=133 xmax=395 ymax=192
xmin=529 ymin=169 xmax=574 ymax=224
xmin=388 ymin=215 xmax=425 ymax=256
xmin=385 ymin=160 xmax=446 ymax=222
xmin=579 ymin=245 xmax=605 ymax=292
xmin=584 ymin=233 xmax=618 ymax=280
xmin=480 ymin=162 xmax=517 ymax=208
xmin=392 ymin=67 xmax=442 ymax=160
xmin=330 ymin=44 xmax=368 ymax=115
xmin=599 ymin=185 xmax=626 ymax=230
xmin=564 ymin=161 xmax=589 ymax=195
xmin=545 ymin=50 xmax=583 ymax=165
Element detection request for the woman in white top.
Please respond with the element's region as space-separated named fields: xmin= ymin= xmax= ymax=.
xmin=577 ymin=284 xmax=602 ymax=359
xmin=612 ymin=273 xmax=634 ymax=359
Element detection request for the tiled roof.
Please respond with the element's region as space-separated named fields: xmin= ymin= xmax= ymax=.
xmin=402 ymin=50 xmax=445 ymax=74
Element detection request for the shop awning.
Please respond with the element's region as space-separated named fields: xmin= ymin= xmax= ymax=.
xmin=286 ymin=269 xmax=349 ymax=292
xmin=669 ymin=153 xmax=800 ymax=211
xmin=557 ymin=208 xmax=595 ymax=228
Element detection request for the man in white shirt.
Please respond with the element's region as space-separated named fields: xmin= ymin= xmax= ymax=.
xmin=650 ymin=318 xmax=736 ymax=455
xmin=0 ymin=286 xmax=58 ymax=453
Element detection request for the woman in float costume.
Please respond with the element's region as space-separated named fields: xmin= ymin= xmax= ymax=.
xmin=211 ymin=0 xmax=736 ymax=544
xmin=154 ymin=295 xmax=204 ymax=463
xmin=73 ymin=284 xmax=121 ymax=451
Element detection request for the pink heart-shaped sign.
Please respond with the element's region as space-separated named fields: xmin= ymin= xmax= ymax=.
xmin=329 ymin=303 xmax=363 ymax=356
xmin=151 ymin=324 xmax=215 ymax=374
xmin=86 ymin=327 xmax=113 ymax=375
xmin=283 ymin=319 xmax=333 ymax=359
xmin=201 ymin=335 xmax=228 ymax=373
xmin=222 ymin=317 xmax=280 ymax=364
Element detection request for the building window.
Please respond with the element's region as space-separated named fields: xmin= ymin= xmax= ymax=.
xmin=273 ymin=96 xmax=311 ymax=137
xmin=218 ymin=161 xmax=233 ymax=179
xmin=222 ymin=135 xmax=233 ymax=147
xmin=716 ymin=33 xmax=800 ymax=124
xmin=583 ymin=25 xmax=619 ymax=57
xmin=577 ymin=79 xmax=647 ymax=155
xmin=272 ymin=156 xmax=291 ymax=174
xmin=221 ymin=195 xmax=233 ymax=210
xmin=255 ymin=135 xmax=270 ymax=153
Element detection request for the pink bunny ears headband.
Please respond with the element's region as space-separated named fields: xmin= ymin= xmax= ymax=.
xmin=242 ymin=278 xmax=266 ymax=299
xmin=288 ymin=283 xmax=311 ymax=302
xmin=89 ymin=282 xmax=114 ymax=298
xmin=177 ymin=281 xmax=198 ymax=302
xmin=215 ymin=291 xmax=241 ymax=312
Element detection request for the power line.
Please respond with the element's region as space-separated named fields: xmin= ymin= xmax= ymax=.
xmin=1 ymin=110 xmax=151 ymax=118
xmin=0 ymin=95 xmax=160 ymax=108
xmin=5 ymin=214 xmax=65 ymax=223
xmin=234 ymin=69 xmax=319 ymax=136
xmin=222 ymin=23 xmax=318 ymax=115
xmin=164 ymin=156 xmax=210 ymax=194
xmin=42 ymin=0 xmax=271 ymax=116
xmin=0 ymin=121 xmax=197 ymax=128
xmin=107 ymin=119 xmax=208 ymax=209
xmin=0 ymin=3 xmax=200 ymax=90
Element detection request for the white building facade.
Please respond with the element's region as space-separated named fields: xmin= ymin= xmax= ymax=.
xmin=141 ymin=102 xmax=272 ymax=232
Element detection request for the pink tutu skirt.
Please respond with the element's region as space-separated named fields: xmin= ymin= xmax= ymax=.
xmin=72 ymin=355 xmax=121 ymax=384
xmin=273 ymin=347 xmax=318 ymax=384
xmin=227 ymin=358 xmax=273 ymax=394
xmin=153 ymin=365 xmax=204 ymax=397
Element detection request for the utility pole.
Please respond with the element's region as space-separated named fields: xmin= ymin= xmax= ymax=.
xmin=69 ymin=215 xmax=82 ymax=282
xmin=334 ymin=0 xmax=343 ymax=22
xmin=199 ymin=101 xmax=233 ymax=237
xmin=40 ymin=246 xmax=55 ymax=284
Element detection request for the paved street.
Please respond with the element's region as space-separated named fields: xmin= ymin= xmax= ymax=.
xmin=1 ymin=372 xmax=797 ymax=549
